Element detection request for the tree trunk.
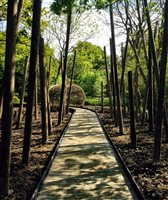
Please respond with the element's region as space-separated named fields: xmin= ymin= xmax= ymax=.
xmin=16 ymin=56 xmax=29 ymax=128
xmin=154 ymin=0 xmax=168 ymax=162
xmin=141 ymin=86 xmax=149 ymax=125
xmin=101 ymin=81 xmax=104 ymax=113
xmin=134 ymin=66 xmax=139 ymax=121
xmin=55 ymin=52 xmax=62 ymax=84
xmin=34 ymin=70 xmax=38 ymax=120
xmin=22 ymin=0 xmax=42 ymax=165
xmin=110 ymin=4 xmax=123 ymax=134
xmin=120 ymin=29 xmax=129 ymax=94
xmin=0 ymin=0 xmax=18 ymax=197
xmin=58 ymin=5 xmax=71 ymax=125
xmin=47 ymin=56 xmax=52 ymax=133
xmin=122 ymin=83 xmax=126 ymax=118
xmin=66 ymin=50 xmax=76 ymax=114
xmin=128 ymin=71 xmax=136 ymax=148
xmin=104 ymin=46 xmax=113 ymax=119
xmin=39 ymin=37 xmax=48 ymax=143
xmin=148 ymin=44 xmax=154 ymax=132
xmin=109 ymin=38 xmax=116 ymax=123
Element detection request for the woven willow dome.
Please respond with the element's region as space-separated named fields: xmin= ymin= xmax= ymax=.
xmin=49 ymin=84 xmax=86 ymax=110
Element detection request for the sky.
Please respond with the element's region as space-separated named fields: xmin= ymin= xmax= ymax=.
xmin=43 ymin=0 xmax=125 ymax=56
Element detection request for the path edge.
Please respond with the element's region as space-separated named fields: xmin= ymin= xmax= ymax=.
xmin=30 ymin=108 xmax=76 ymax=200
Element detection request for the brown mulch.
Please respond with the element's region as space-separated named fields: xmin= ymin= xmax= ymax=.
xmin=93 ymin=106 xmax=168 ymax=200
xmin=0 ymin=111 xmax=71 ymax=200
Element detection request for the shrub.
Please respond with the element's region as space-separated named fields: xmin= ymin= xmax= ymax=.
xmin=49 ymin=84 xmax=86 ymax=110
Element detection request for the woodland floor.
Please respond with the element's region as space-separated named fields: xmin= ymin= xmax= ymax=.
xmin=89 ymin=106 xmax=168 ymax=200
xmin=0 ymin=106 xmax=168 ymax=200
xmin=0 ymin=111 xmax=71 ymax=200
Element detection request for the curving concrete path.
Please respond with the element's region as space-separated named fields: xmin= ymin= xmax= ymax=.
xmin=37 ymin=108 xmax=137 ymax=200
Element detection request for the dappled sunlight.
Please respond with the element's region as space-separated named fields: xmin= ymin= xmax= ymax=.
xmin=37 ymin=108 xmax=136 ymax=200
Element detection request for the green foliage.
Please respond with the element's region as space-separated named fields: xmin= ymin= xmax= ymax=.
xmin=13 ymin=95 xmax=20 ymax=104
xmin=85 ymin=96 xmax=109 ymax=106
xmin=67 ymin=41 xmax=105 ymax=96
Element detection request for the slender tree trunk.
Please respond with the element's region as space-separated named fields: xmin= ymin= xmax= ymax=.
xmin=55 ymin=52 xmax=62 ymax=84
xmin=110 ymin=4 xmax=123 ymax=134
xmin=0 ymin=0 xmax=24 ymax=119
xmin=22 ymin=0 xmax=42 ymax=165
xmin=122 ymin=83 xmax=126 ymax=118
xmin=47 ymin=56 xmax=52 ymax=133
xmin=144 ymin=0 xmax=168 ymax=143
xmin=129 ymin=39 xmax=147 ymax=83
xmin=16 ymin=56 xmax=29 ymax=128
xmin=141 ymin=87 xmax=149 ymax=125
xmin=101 ymin=81 xmax=104 ymax=113
xmin=148 ymin=44 xmax=154 ymax=132
xmin=109 ymin=38 xmax=116 ymax=123
xmin=39 ymin=37 xmax=48 ymax=143
xmin=136 ymin=0 xmax=148 ymax=63
xmin=0 ymin=80 xmax=4 ymax=119
xmin=34 ymin=70 xmax=38 ymax=120
xmin=58 ymin=5 xmax=71 ymax=125
xmin=120 ymin=29 xmax=129 ymax=94
xmin=0 ymin=0 xmax=18 ymax=197
xmin=128 ymin=71 xmax=136 ymax=148
xmin=104 ymin=46 xmax=113 ymax=119
xmin=16 ymin=0 xmax=24 ymax=32
xmin=134 ymin=66 xmax=139 ymax=121
xmin=154 ymin=0 xmax=168 ymax=162
xmin=66 ymin=50 xmax=76 ymax=114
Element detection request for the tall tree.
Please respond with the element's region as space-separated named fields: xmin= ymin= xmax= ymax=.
xmin=110 ymin=3 xmax=123 ymax=134
xmin=104 ymin=46 xmax=113 ymax=119
xmin=154 ymin=0 xmax=168 ymax=162
xmin=22 ymin=0 xmax=42 ymax=165
xmin=66 ymin=50 xmax=76 ymax=114
xmin=16 ymin=56 xmax=29 ymax=128
xmin=39 ymin=37 xmax=48 ymax=143
xmin=51 ymin=2 xmax=72 ymax=125
xmin=0 ymin=0 xmax=18 ymax=197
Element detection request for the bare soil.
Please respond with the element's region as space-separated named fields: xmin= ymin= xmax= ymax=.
xmin=0 ymin=111 xmax=71 ymax=200
xmin=94 ymin=106 xmax=168 ymax=200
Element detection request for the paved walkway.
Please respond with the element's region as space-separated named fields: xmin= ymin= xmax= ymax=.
xmin=37 ymin=108 xmax=137 ymax=200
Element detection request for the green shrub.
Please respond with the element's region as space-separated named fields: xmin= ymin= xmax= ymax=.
xmin=13 ymin=96 xmax=20 ymax=104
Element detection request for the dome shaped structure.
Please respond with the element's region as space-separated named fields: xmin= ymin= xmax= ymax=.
xmin=49 ymin=84 xmax=86 ymax=110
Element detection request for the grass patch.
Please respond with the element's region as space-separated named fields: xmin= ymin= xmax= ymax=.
xmin=85 ymin=97 xmax=109 ymax=106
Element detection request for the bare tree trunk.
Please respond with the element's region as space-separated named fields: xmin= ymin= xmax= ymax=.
xmin=58 ymin=5 xmax=71 ymax=125
xmin=0 ymin=0 xmax=24 ymax=119
xmin=34 ymin=70 xmax=38 ymax=120
xmin=66 ymin=50 xmax=76 ymax=114
xmin=148 ymin=45 xmax=154 ymax=132
xmin=109 ymin=38 xmax=116 ymax=123
xmin=154 ymin=0 xmax=168 ymax=162
xmin=16 ymin=0 xmax=24 ymax=32
xmin=104 ymin=46 xmax=113 ymax=119
xmin=16 ymin=56 xmax=29 ymax=128
xmin=134 ymin=66 xmax=139 ymax=121
xmin=55 ymin=52 xmax=62 ymax=84
xmin=47 ymin=56 xmax=52 ymax=133
xmin=141 ymin=87 xmax=149 ymax=125
xmin=0 ymin=0 xmax=18 ymax=197
xmin=22 ymin=0 xmax=42 ymax=165
xmin=39 ymin=37 xmax=48 ymax=143
xmin=122 ymin=83 xmax=126 ymax=118
xmin=110 ymin=4 xmax=123 ymax=134
xmin=0 ymin=80 xmax=4 ymax=119
xmin=120 ymin=29 xmax=129 ymax=94
xmin=128 ymin=71 xmax=136 ymax=148
xmin=101 ymin=81 xmax=104 ymax=113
